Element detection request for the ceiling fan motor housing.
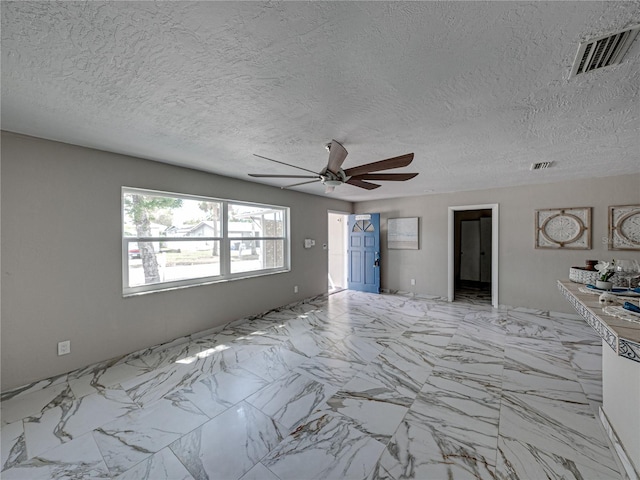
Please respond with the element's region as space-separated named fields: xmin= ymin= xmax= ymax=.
xmin=322 ymin=169 xmax=347 ymax=187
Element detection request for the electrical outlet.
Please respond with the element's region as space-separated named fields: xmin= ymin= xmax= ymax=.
xmin=58 ymin=340 xmax=71 ymax=356
xmin=410 ymin=279 xmax=416 ymax=286
xmin=294 ymin=285 xmax=299 ymax=293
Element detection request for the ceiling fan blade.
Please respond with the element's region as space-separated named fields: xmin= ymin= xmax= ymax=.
xmin=346 ymin=178 xmax=381 ymax=190
xmin=326 ymin=140 xmax=348 ymax=174
xmin=325 ymin=185 xmax=336 ymax=194
xmin=281 ymin=179 xmax=321 ymax=189
xmin=343 ymin=153 xmax=414 ymax=177
xmin=249 ymin=174 xmax=320 ymax=179
xmin=253 ymin=154 xmax=320 ymax=175
xmin=350 ymin=173 xmax=418 ymax=181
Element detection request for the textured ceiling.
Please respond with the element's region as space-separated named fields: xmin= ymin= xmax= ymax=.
xmin=2 ymin=1 xmax=639 ymax=201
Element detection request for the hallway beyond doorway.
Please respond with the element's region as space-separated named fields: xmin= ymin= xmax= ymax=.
xmin=328 ymin=211 xmax=349 ymax=293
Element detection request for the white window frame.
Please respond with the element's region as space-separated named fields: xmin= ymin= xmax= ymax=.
xmin=122 ymin=187 xmax=290 ymax=296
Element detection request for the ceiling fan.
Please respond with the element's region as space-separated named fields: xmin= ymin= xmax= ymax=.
xmin=249 ymin=140 xmax=418 ymax=193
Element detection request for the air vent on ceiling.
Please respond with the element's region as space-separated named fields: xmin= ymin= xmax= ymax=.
xmin=531 ymin=161 xmax=553 ymax=171
xmin=569 ymin=25 xmax=640 ymax=78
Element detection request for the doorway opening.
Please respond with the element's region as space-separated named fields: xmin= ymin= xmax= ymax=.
xmin=327 ymin=211 xmax=349 ymax=293
xmin=448 ymin=204 xmax=499 ymax=307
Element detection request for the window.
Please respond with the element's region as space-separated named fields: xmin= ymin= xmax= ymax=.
xmin=122 ymin=187 xmax=289 ymax=295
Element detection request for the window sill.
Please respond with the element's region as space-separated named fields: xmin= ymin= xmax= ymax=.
xmin=122 ymin=268 xmax=291 ymax=298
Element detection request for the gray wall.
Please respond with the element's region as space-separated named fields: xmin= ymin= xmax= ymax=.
xmin=355 ymin=175 xmax=640 ymax=311
xmin=1 ymin=132 xmax=352 ymax=391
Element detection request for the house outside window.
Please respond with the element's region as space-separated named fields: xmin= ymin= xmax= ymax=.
xmin=122 ymin=187 xmax=290 ymax=295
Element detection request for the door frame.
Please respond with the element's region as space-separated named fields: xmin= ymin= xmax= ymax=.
xmin=447 ymin=203 xmax=499 ymax=307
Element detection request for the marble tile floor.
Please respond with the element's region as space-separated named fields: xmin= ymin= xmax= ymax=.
xmin=454 ymin=284 xmax=493 ymax=305
xmin=0 ymin=290 xmax=623 ymax=479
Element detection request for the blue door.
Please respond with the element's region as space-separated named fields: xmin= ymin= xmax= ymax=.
xmin=348 ymin=213 xmax=380 ymax=293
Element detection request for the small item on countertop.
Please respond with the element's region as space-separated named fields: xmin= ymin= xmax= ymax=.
xmin=587 ymin=284 xmax=622 ymax=292
xmin=585 ymin=260 xmax=598 ymax=271
xmin=623 ymin=301 xmax=640 ymax=314
xmin=599 ymin=292 xmax=617 ymax=305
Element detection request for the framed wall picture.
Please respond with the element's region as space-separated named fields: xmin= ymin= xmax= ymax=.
xmin=388 ymin=217 xmax=419 ymax=249
xmin=609 ymin=205 xmax=640 ymax=251
xmin=535 ymin=207 xmax=591 ymax=249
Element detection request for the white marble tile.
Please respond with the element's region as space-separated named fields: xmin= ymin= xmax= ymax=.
xmin=356 ymin=351 xmax=425 ymax=400
xmin=174 ymin=363 xmax=269 ymax=418
xmin=502 ymin=341 xmax=588 ymax=404
xmin=23 ymin=385 xmax=139 ymax=459
xmin=92 ymin=395 xmax=208 ymax=475
xmin=1 ymin=381 xmax=69 ymax=426
xmin=1 ymin=433 xmax=109 ymax=479
xmin=121 ymin=342 xmax=247 ymax=408
xmin=294 ymin=308 xmax=336 ymax=330
xmin=121 ymin=362 xmax=204 ymax=408
xmin=222 ymin=327 xmax=285 ymax=351
xmin=2 ymin=290 xmax=622 ymax=480
xmin=223 ymin=317 xmax=282 ymax=336
xmin=330 ymin=310 xmax=379 ymax=329
xmin=417 ymin=304 xmax=470 ymax=327
xmin=457 ymin=310 xmax=509 ymax=339
xmin=269 ymin=316 xmax=314 ymax=338
xmin=1 ymin=420 xmax=26 ymax=471
xmin=434 ymin=333 xmax=505 ymax=387
xmin=136 ymin=336 xmax=221 ymax=370
xmin=241 ymin=345 xmax=308 ymax=381
xmin=361 ymin=337 xmax=440 ymax=390
xmin=263 ymin=411 xmax=386 ymax=480
xmin=496 ymin=435 xmax=622 ymax=480
xmin=326 ymin=376 xmax=410 ymax=442
xmin=246 ymin=371 xmax=337 ymax=429
xmin=320 ymin=334 xmax=385 ymax=364
xmin=280 ymin=329 xmax=336 ymax=358
xmin=238 ymin=462 xmax=280 ymax=480
xmin=504 ymin=310 xmax=559 ymax=340
xmin=399 ymin=324 xmax=457 ymax=350
xmin=68 ymin=359 xmax=153 ymax=399
xmin=364 ymin=462 xmax=397 ymax=480
xmin=114 ymin=447 xmax=194 ymax=480
xmin=498 ymin=390 xmax=620 ymax=475
xmin=389 ymin=371 xmax=502 ymax=471
xmin=563 ymin=341 xmax=604 ymax=405
xmin=350 ymin=318 xmax=409 ymax=340
xmin=378 ymin=410 xmax=497 ymax=480
xmin=170 ymin=401 xmax=284 ymax=480
xmin=563 ymin=340 xmax=603 ymax=373
xmin=552 ymin=314 xmax=602 ymax=343
xmin=295 ymin=355 xmax=366 ymax=388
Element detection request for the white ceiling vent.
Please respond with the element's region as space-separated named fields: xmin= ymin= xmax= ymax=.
xmin=569 ymin=25 xmax=640 ymax=78
xmin=531 ymin=161 xmax=553 ymax=171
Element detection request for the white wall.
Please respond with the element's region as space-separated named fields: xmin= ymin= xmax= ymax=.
xmin=603 ymin=343 xmax=639 ymax=473
xmin=354 ymin=175 xmax=640 ymax=312
xmin=1 ymin=132 xmax=352 ymax=391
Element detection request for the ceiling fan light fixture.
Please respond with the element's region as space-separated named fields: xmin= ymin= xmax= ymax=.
xmin=323 ymin=179 xmax=343 ymax=187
